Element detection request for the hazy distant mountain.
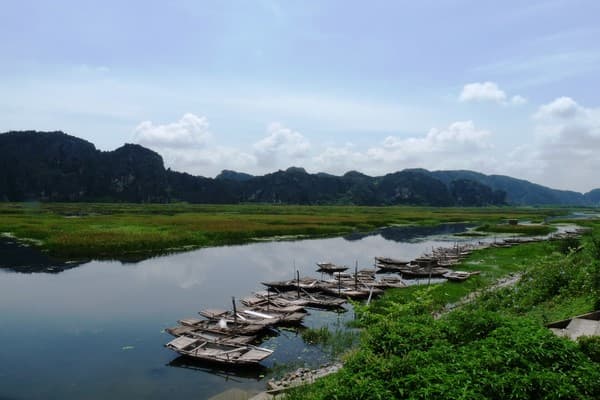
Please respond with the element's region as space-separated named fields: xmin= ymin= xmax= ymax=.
xmin=0 ymin=130 xmax=596 ymax=206
xmin=215 ymin=169 xmax=254 ymax=182
xmin=427 ymin=170 xmax=588 ymax=206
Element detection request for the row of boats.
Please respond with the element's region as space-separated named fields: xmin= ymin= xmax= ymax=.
xmin=164 ymin=287 xmax=349 ymax=366
xmin=164 ymin=243 xmax=485 ymax=366
xmin=164 ymin=232 xmax=579 ymax=366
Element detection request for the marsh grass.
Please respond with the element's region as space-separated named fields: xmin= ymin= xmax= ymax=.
xmin=301 ymin=326 xmax=360 ymax=359
xmin=0 ymin=202 xmax=569 ymax=258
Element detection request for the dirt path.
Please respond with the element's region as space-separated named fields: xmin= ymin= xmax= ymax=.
xmin=434 ymin=273 xmax=522 ymax=319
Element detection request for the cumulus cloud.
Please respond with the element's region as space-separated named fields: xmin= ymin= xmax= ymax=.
xmin=533 ymin=96 xmax=581 ymax=120
xmin=505 ymin=97 xmax=600 ymax=191
xmin=134 ymin=113 xmax=211 ymax=149
xmin=253 ymin=122 xmax=311 ymax=167
xmin=377 ymin=121 xmax=491 ymax=154
xmin=133 ymin=115 xmax=315 ymax=176
xmin=313 ymin=121 xmax=495 ymax=175
xmin=133 ymin=113 xmax=256 ymax=176
xmin=459 ymin=81 xmax=526 ymax=105
xmin=130 ymin=104 xmax=600 ymax=192
xmin=459 ymin=81 xmax=506 ymax=103
xmin=312 ymin=143 xmax=369 ymax=175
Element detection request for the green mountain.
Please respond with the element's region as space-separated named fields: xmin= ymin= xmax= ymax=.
xmin=0 ymin=130 xmax=595 ymax=206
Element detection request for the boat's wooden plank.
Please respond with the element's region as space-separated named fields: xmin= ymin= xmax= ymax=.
xmin=167 ymin=336 xmax=197 ymax=350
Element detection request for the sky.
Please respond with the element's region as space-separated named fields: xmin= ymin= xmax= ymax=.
xmin=1 ymin=0 xmax=600 ymax=192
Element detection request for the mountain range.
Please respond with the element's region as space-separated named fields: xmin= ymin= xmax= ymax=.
xmin=1 ymin=130 xmax=598 ymax=206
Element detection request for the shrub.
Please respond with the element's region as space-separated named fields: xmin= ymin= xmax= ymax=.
xmin=578 ymin=335 xmax=600 ymax=363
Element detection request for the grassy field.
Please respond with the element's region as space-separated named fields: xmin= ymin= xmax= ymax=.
xmin=0 ymin=202 xmax=569 ymax=258
xmin=289 ymin=222 xmax=600 ymax=399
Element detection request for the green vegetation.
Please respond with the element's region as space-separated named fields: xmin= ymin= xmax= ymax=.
xmin=0 ymin=202 xmax=566 ymax=258
xmin=475 ymin=222 xmax=556 ymax=236
xmin=301 ymin=326 xmax=360 ymax=359
xmin=289 ymin=225 xmax=600 ymax=400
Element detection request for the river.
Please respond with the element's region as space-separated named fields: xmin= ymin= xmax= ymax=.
xmin=0 ymin=223 xmax=490 ymax=399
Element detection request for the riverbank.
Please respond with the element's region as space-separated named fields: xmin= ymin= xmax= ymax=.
xmin=286 ymin=220 xmax=600 ymax=399
xmin=0 ymin=202 xmax=570 ymax=258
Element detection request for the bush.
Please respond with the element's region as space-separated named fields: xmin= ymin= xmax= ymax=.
xmin=578 ymin=335 xmax=600 ymax=363
xmin=556 ymin=236 xmax=581 ymax=254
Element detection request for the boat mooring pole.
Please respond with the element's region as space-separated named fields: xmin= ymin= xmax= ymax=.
xmin=297 ymin=270 xmax=300 ymax=299
xmin=232 ymin=296 xmax=237 ymax=326
xmin=338 ymin=272 xmax=341 ymax=296
xmin=427 ymin=261 xmax=432 ymax=286
xmin=354 ymin=261 xmax=358 ymax=290
xmin=366 ymin=285 xmax=374 ymax=305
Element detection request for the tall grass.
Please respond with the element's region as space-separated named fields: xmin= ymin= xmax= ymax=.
xmin=0 ymin=202 xmax=572 ymax=258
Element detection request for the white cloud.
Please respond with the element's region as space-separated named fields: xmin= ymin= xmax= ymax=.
xmin=133 ymin=115 xmax=315 ymax=176
xmin=253 ymin=122 xmax=311 ymax=167
xmin=130 ymin=105 xmax=600 ymax=192
xmin=533 ymin=96 xmax=581 ymax=120
xmin=510 ymin=95 xmax=528 ymax=105
xmin=313 ymin=121 xmax=495 ymax=175
xmin=312 ymin=143 xmax=369 ymax=175
xmin=459 ymin=81 xmax=506 ymax=103
xmin=459 ymin=81 xmax=526 ymax=106
xmin=505 ymin=97 xmax=600 ymax=191
xmin=134 ymin=113 xmax=211 ymax=149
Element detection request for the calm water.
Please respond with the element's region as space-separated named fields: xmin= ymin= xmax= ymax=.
xmin=0 ymin=224 xmax=473 ymax=399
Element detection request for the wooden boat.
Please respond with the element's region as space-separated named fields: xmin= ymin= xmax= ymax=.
xmin=250 ymin=303 xmax=306 ymax=314
xmin=165 ymin=336 xmax=273 ymax=366
xmin=256 ymin=310 xmax=306 ymax=324
xmin=241 ymin=292 xmax=309 ymax=308
xmin=176 ymin=317 xmax=267 ymax=335
xmin=443 ymin=270 xmax=471 ymax=282
xmin=356 ymin=268 xmax=377 ymax=278
xmin=165 ymin=325 xmax=256 ymax=345
xmin=261 ymin=277 xmax=320 ymax=292
xmin=375 ymin=256 xmax=410 ymax=266
xmin=318 ymin=284 xmax=384 ymax=299
xmin=397 ymin=266 xmax=449 ymax=278
xmin=272 ymin=290 xmax=347 ymax=309
xmin=199 ymin=309 xmax=282 ymax=327
xmin=316 ymin=262 xmax=348 ymax=273
xmin=411 ymin=257 xmax=440 ymax=268
xmin=373 ymin=276 xmax=407 ymax=289
xmin=437 ymin=259 xmax=460 ymax=267
xmin=376 ymin=263 xmax=411 ymax=272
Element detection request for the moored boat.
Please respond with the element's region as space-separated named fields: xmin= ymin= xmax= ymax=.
xmin=199 ymin=308 xmax=282 ymax=328
xmin=375 ymin=256 xmax=410 ymax=266
xmin=316 ymin=262 xmax=349 ymax=273
xmin=176 ymin=317 xmax=267 ymax=335
xmin=165 ymin=336 xmax=273 ymax=366
xmin=442 ymin=270 xmax=472 ymax=282
xmin=165 ymin=325 xmax=256 ymax=345
xmin=273 ymin=290 xmax=347 ymax=309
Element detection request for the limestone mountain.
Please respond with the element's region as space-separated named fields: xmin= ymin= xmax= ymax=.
xmin=0 ymin=130 xmax=596 ymax=206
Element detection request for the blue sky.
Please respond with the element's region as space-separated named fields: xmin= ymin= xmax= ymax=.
xmin=1 ymin=0 xmax=600 ymax=191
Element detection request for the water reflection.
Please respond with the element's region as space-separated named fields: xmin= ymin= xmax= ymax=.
xmin=0 ymin=236 xmax=85 ymax=273
xmin=0 ymin=223 xmax=478 ymax=399
xmin=344 ymin=223 xmax=472 ymax=242
xmin=167 ymin=356 xmax=267 ymax=380
xmin=0 ymin=224 xmax=473 ymax=275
